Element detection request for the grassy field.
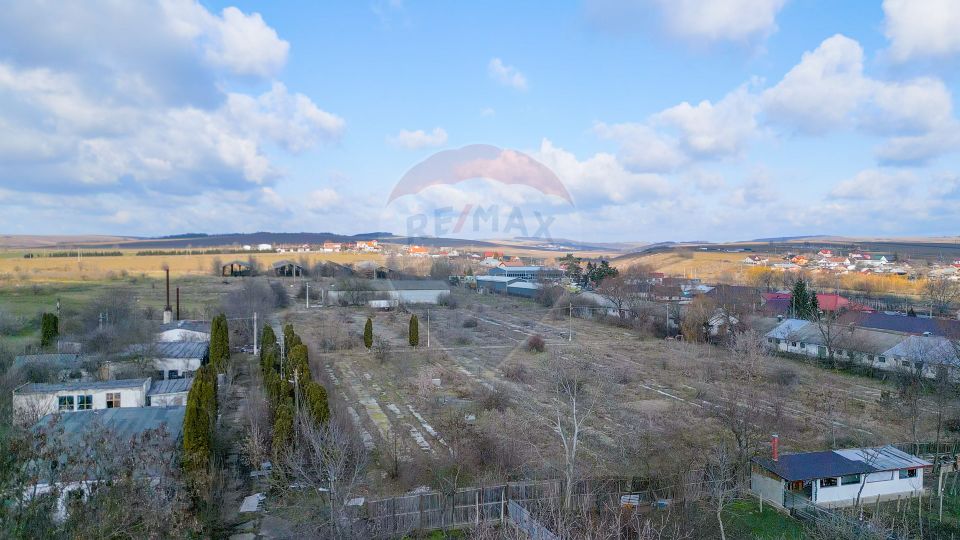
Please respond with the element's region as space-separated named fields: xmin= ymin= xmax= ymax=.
xmin=0 ymin=251 xmax=383 ymax=282
xmin=724 ymin=499 xmax=804 ymax=539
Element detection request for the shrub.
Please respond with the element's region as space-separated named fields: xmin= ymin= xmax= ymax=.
xmin=305 ymin=382 xmax=330 ymax=424
xmin=480 ymin=385 xmax=509 ymax=412
xmin=773 ymin=367 xmax=799 ymax=387
xmin=462 ymin=317 xmax=478 ymax=328
xmin=409 ymin=314 xmax=419 ymax=347
xmin=272 ymin=400 xmax=294 ymax=458
xmin=525 ymin=334 xmax=546 ymax=353
xmin=501 ymin=362 xmax=530 ymax=383
xmin=363 ymin=317 xmax=373 ymax=349
xmin=40 ymin=312 xmax=58 ymax=348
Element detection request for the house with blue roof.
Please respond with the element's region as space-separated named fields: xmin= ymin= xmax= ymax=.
xmin=751 ymin=438 xmax=930 ymax=509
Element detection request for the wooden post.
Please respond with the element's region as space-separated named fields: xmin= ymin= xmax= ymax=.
xmin=419 ymin=493 xmax=424 ymax=532
xmin=500 ymin=486 xmax=506 ymax=524
xmin=476 ymin=489 xmax=480 ymax=525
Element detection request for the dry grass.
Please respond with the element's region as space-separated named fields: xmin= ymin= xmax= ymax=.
xmin=0 ymin=251 xmax=383 ymax=282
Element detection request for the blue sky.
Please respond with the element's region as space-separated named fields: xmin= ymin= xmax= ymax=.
xmin=2 ymin=0 xmax=960 ymax=242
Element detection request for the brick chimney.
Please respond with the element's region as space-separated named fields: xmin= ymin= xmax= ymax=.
xmin=771 ymin=433 xmax=779 ymax=461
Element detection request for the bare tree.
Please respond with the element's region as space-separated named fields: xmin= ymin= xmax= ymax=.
xmin=728 ymin=329 xmax=768 ymax=380
xmin=704 ymin=442 xmax=738 ymax=540
xmin=594 ymin=274 xmax=635 ymax=320
xmin=547 ymin=352 xmax=603 ymax=510
xmin=922 ymin=276 xmax=960 ymax=316
xmin=276 ymin=404 xmax=368 ymax=539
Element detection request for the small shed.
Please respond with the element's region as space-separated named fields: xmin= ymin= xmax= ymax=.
xmin=476 ymin=275 xmax=517 ymax=294
xmin=222 ymin=260 xmax=253 ymax=277
xmin=272 ymin=259 xmax=304 ymax=277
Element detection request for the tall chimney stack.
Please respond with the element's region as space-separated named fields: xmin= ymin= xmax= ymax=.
xmin=771 ymin=433 xmax=779 ymax=462
xmin=176 ymin=287 xmax=180 ymax=321
xmin=162 ymin=267 xmax=173 ymax=324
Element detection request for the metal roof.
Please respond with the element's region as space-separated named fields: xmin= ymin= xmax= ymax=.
xmin=883 ymin=335 xmax=960 ymax=365
xmin=765 ymin=318 xmax=907 ymax=355
xmin=507 ymin=282 xmax=542 ymax=290
xmin=158 ymin=319 xmax=210 ymax=334
xmin=16 ymin=378 xmax=149 ymax=395
xmin=126 ymin=340 xmax=209 ymax=359
xmin=477 ymin=276 xmax=519 ymax=283
xmin=753 ymin=445 xmax=929 ymax=482
xmin=35 ymin=406 xmax=185 ymax=446
xmin=765 ymin=318 xmax=810 ymax=339
xmin=147 ymin=377 xmax=194 ymax=396
xmin=837 ymin=312 xmax=960 ymax=337
xmin=330 ymin=279 xmax=450 ymax=291
xmin=12 ymin=353 xmax=84 ymax=369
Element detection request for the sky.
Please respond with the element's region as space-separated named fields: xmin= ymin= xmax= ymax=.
xmin=2 ymin=0 xmax=960 ymax=243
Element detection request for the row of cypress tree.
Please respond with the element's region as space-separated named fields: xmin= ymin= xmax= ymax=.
xmin=259 ymin=323 xmax=330 ymax=460
xmin=362 ymin=314 xmax=421 ymax=349
xmin=182 ymin=365 xmax=218 ymax=481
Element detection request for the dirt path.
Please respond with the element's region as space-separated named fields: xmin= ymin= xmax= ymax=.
xmin=217 ymin=353 xmax=261 ymax=538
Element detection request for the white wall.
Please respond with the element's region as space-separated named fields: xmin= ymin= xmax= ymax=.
xmin=149 ymin=391 xmax=188 ymax=407
xmin=813 ymin=470 xmax=924 ymax=506
xmin=157 ymin=329 xmax=208 ymax=342
xmin=13 ymin=381 xmax=149 ymax=423
xmin=153 ymin=357 xmax=202 ymax=379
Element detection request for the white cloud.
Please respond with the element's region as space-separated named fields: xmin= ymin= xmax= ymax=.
xmin=762 ymin=35 xmax=871 ymax=134
xmin=652 ymin=0 xmax=787 ymax=43
xmin=305 ymin=188 xmax=342 ymax=212
xmin=883 ymin=0 xmax=960 ymax=62
xmin=830 ymin=169 xmax=914 ymax=200
xmin=0 ymin=1 xmax=343 ymax=204
xmin=761 ymin=34 xmax=958 ymax=161
xmin=594 ymin=86 xmax=758 ymax=173
xmin=585 ymin=0 xmax=787 ymax=44
xmin=488 ymin=58 xmax=528 ymax=91
xmin=533 ymin=139 xmax=671 ymax=207
xmin=388 ymin=127 xmax=448 ymax=150
xmin=161 ymin=1 xmax=290 ymax=77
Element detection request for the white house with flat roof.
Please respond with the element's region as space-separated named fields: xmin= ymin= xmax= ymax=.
xmin=751 ymin=443 xmax=930 ymax=509
xmin=120 ymin=341 xmax=209 ymax=380
xmin=13 ymin=378 xmax=150 ymax=424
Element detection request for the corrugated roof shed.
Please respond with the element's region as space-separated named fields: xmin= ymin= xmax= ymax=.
xmin=12 ymin=353 xmax=85 ymax=370
xmin=126 ymin=341 xmax=209 ymax=359
xmin=837 ymin=312 xmax=960 ymax=337
xmin=147 ymin=377 xmax=194 ymax=396
xmin=753 ymin=445 xmax=929 ymax=482
xmin=329 ymin=279 xmax=450 ymax=291
xmin=883 ymin=335 xmax=960 ymax=365
xmin=35 ymin=406 xmax=185 ymax=446
xmin=158 ymin=320 xmax=211 ymax=334
xmin=15 ymin=378 xmax=149 ymax=395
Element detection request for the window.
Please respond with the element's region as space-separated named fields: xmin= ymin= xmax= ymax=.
xmin=768 ymin=338 xmax=774 ymax=344
xmin=58 ymin=395 xmax=74 ymax=411
xmin=899 ymin=469 xmax=918 ymax=479
xmin=866 ymin=471 xmax=894 ymax=483
xmin=901 ymin=361 xmax=910 ymax=368
xmin=167 ymin=370 xmax=182 ymax=380
xmin=867 ymin=355 xmax=874 ymax=362
xmin=791 ymin=341 xmax=798 ymax=347
xmin=841 ymin=474 xmax=861 ymax=485
xmin=77 ymin=395 xmax=92 ymax=410
xmin=106 ymin=393 xmax=120 ymax=408
xmin=846 ymin=350 xmax=854 ymax=359
xmin=819 ymin=477 xmax=838 ymax=488
xmin=800 ymin=342 xmax=806 ymax=348
xmin=914 ymin=361 xmax=923 ymax=370
xmin=878 ymin=356 xmax=886 ymax=363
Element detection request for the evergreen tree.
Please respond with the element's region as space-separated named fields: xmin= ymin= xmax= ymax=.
xmin=790 ymin=280 xmax=812 ymax=319
xmin=288 ymin=344 xmax=310 ymax=382
xmin=182 ymin=366 xmax=217 ymax=477
xmin=907 ymin=307 xmax=917 ymax=317
xmin=363 ymin=317 xmax=373 ymax=349
xmin=306 ymin=382 xmax=330 ymax=424
xmin=260 ymin=324 xmax=276 ymax=362
xmin=272 ymin=400 xmax=293 ymax=458
xmin=209 ymin=314 xmax=230 ymax=372
xmin=283 ymin=324 xmax=301 ymax=350
xmin=809 ymin=291 xmax=820 ymax=319
xmin=408 ymin=314 xmax=419 ymax=347
xmin=39 ymin=313 xmax=58 ymax=348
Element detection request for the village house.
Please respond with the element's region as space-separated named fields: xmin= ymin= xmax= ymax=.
xmin=743 ymin=255 xmax=769 ymax=265
xmin=322 ymin=241 xmax=342 ymax=252
xmin=11 ymin=353 xmax=94 ymax=382
xmin=325 ymin=279 xmax=450 ymax=306
xmin=487 ymin=265 xmax=564 ymax=282
xmin=752 ymin=441 xmax=930 ymax=508
xmin=12 ymin=377 xmax=194 ymax=424
xmin=156 ymin=320 xmax=210 ymax=342
xmin=117 ymin=341 xmax=209 ymax=380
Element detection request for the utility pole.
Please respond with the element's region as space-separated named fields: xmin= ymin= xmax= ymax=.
xmin=568 ymin=302 xmax=572 ymax=342
xmin=253 ymin=312 xmax=258 ymax=356
xmin=306 ymin=283 xmax=310 ymax=309
xmin=427 ymin=309 xmax=430 ymax=348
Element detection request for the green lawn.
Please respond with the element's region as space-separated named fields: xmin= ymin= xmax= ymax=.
xmin=725 ymin=498 xmax=805 ymax=540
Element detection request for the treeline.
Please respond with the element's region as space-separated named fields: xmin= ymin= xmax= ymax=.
xmin=23 ymin=251 xmax=123 ymax=258
xmin=260 ymin=323 xmax=329 ymax=459
xmin=136 ymin=248 xmax=261 ymax=256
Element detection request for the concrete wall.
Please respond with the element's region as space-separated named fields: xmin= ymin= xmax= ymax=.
xmin=813 ymin=470 xmax=924 ymax=507
xmin=328 ymin=289 xmax=449 ymax=305
xmin=750 ymin=472 xmax=785 ymax=507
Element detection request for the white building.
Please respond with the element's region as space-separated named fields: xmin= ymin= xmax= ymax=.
xmin=156 ymin=320 xmax=210 ymax=342
xmin=122 ymin=341 xmax=209 ymax=380
xmin=13 ymin=378 xmax=150 ymax=424
xmin=146 ymin=378 xmax=194 ymax=407
xmin=752 ymin=444 xmax=930 ymax=508
xmin=257 ymin=243 xmax=272 ymax=251
xmin=326 ymin=279 xmax=450 ymax=305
